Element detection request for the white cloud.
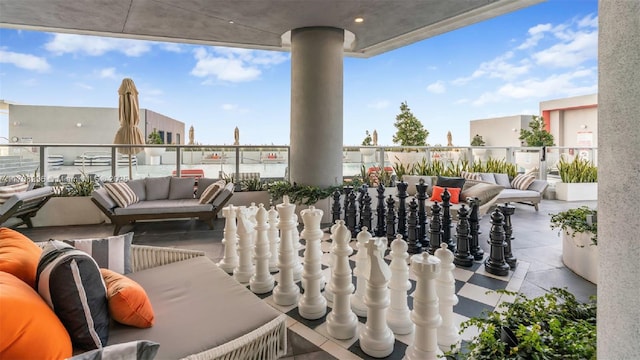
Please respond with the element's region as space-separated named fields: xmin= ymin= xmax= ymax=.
xmin=532 ymin=30 xmax=597 ymax=68
xmin=190 ymin=47 xmax=288 ymax=83
xmin=98 ymin=67 xmax=118 ymax=79
xmin=577 ymin=13 xmax=598 ymax=28
xmin=517 ymin=23 xmax=552 ymax=49
xmin=426 ymin=81 xmax=445 ymax=94
xmin=0 ymin=49 xmax=50 ymax=72
xmin=45 ymin=33 xmax=151 ymax=57
xmin=221 ymin=104 xmax=237 ymax=111
xmin=453 ymin=52 xmax=530 ymax=85
xmin=161 ymin=43 xmax=183 ymax=53
xmin=367 ymin=100 xmax=390 ymax=109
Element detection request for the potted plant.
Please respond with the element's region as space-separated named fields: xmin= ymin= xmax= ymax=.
xmin=359 ymin=130 xmax=377 ymax=161
xmin=516 ymin=115 xmax=554 ymax=173
xmin=145 ymin=128 xmax=166 ymax=159
xmin=550 ymin=206 xmax=598 ymax=283
xmin=554 ymin=155 xmax=597 ymax=201
xmin=388 ymin=101 xmax=429 ymax=169
xmin=470 ymin=134 xmax=487 ymax=158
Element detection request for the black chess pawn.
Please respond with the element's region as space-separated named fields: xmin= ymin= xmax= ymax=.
xmin=499 ymin=203 xmax=517 ymax=269
xmin=468 ymin=197 xmax=484 ymax=261
xmin=361 ymin=193 xmax=373 ymax=233
xmin=407 ymin=198 xmax=422 ymax=254
xmin=485 ymin=208 xmax=510 ymax=276
xmin=453 ymin=204 xmax=474 ymax=267
xmin=440 ymin=188 xmax=455 ymax=252
xmin=428 ymin=201 xmax=443 ymax=255
xmin=332 ymin=189 xmax=342 ymax=224
xmin=415 ymin=178 xmax=429 ymax=249
xmin=396 ymin=181 xmax=408 ymax=240
xmin=346 ymin=191 xmax=358 ymax=238
xmin=375 ymin=184 xmax=386 ymax=237
xmin=385 ymin=195 xmax=396 ymax=244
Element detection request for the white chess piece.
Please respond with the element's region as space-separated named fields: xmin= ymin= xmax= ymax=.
xmin=272 ymin=196 xmax=300 ymax=306
xmin=267 ymin=206 xmax=280 ymax=273
xmin=350 ymin=228 xmax=372 ymax=317
xmin=298 ymin=206 xmax=327 ymax=319
xmin=217 ymin=205 xmax=238 ymax=274
xmin=359 ymin=238 xmax=395 ymax=358
xmin=404 ymin=252 xmax=443 ymax=360
xmin=387 ymin=235 xmax=414 ymax=335
xmin=324 ymin=221 xmax=342 ymax=302
xmin=250 ymin=204 xmax=275 ymax=294
xmin=233 ymin=208 xmax=255 ymax=284
xmin=326 ymin=220 xmax=358 ymax=339
xmin=291 ymin=214 xmax=303 ymax=283
xmin=435 ymin=242 xmax=461 ymax=351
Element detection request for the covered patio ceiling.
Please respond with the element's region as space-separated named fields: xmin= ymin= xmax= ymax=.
xmin=0 ymin=0 xmax=544 ymax=57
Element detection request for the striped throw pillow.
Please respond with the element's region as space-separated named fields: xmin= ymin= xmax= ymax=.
xmin=198 ymin=181 xmax=225 ymax=204
xmin=104 ymin=182 xmax=138 ymax=208
xmin=61 ymin=232 xmax=133 ymax=274
xmin=0 ymin=182 xmax=29 ymax=205
xmin=460 ymin=171 xmax=481 ymax=181
xmin=511 ymin=174 xmax=536 ymax=190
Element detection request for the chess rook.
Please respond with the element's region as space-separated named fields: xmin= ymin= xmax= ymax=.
xmin=351 ymin=228 xmax=372 ymax=317
xmin=273 ymin=196 xmax=300 ymax=306
xmin=359 ymin=238 xmax=395 ymax=358
xmin=435 ymin=243 xmax=461 ymax=351
xmin=298 ymin=207 xmax=327 ymax=320
xmin=326 ymin=220 xmax=358 ymax=340
xmin=217 ymin=205 xmax=239 ymax=274
xmin=233 ymin=208 xmax=255 ymax=284
xmin=267 ymin=206 xmax=280 ymax=273
xmin=250 ymin=204 xmax=275 ymax=294
xmin=386 ymin=235 xmax=414 ymax=335
xmin=485 ymin=208 xmax=510 ymax=276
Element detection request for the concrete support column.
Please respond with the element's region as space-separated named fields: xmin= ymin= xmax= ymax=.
xmin=290 ymin=27 xmax=344 ymax=187
xmin=598 ymin=1 xmax=640 ymax=358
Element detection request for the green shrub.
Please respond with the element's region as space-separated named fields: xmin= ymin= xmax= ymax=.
xmin=550 ymin=206 xmax=597 ymax=245
xmin=557 ymin=156 xmax=597 ymax=183
xmin=266 ymin=180 xmax=341 ymax=205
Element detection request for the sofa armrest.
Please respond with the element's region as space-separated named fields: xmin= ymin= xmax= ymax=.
xmin=92 ymin=188 xmax=118 ymax=211
xmin=527 ymin=179 xmax=548 ymax=194
xmin=131 ymin=245 xmax=206 ymax=272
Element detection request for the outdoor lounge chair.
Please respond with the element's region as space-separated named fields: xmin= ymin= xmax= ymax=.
xmin=0 ymin=186 xmax=55 ymax=228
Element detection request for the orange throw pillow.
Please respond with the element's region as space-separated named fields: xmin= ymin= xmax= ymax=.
xmin=0 ymin=227 xmax=42 ymax=288
xmin=101 ymin=268 xmax=155 ymax=328
xmin=0 ymin=271 xmax=72 ymax=359
xmin=429 ymin=185 xmax=461 ymax=204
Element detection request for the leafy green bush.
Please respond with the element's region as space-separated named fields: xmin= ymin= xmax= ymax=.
xmin=557 ymin=156 xmax=597 ymax=183
xmin=471 ymin=134 xmax=486 ymax=146
xmin=266 ymin=181 xmax=341 ymax=205
xmin=550 ymin=206 xmax=597 ymax=245
xmin=53 ymin=173 xmax=100 ymax=197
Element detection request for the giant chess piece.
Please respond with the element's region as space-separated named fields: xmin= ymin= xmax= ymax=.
xmin=404 ymin=252 xmax=443 ymax=360
xmin=428 ymin=201 xmax=443 ymax=255
xmin=435 ymin=243 xmax=461 ymax=351
xmin=453 ymin=204 xmax=474 ymax=267
xmin=217 ymin=205 xmax=239 ymax=274
xmin=359 ymin=238 xmax=395 ymax=358
xmin=326 ymin=220 xmax=358 ymax=340
xmin=407 ymin=198 xmax=422 ymax=254
xmin=332 ymin=189 xmax=342 ymax=224
xmin=273 ymin=196 xmax=300 ymax=306
xmin=385 ymin=195 xmax=396 ymax=244
xmin=387 ymin=235 xmax=414 ymax=335
xmin=267 ymin=206 xmax=280 ymax=273
xmin=324 ymin=221 xmax=342 ymax=302
xmin=415 ymin=178 xmax=429 ymax=249
xmin=375 ymin=184 xmax=387 ymax=237
xmin=234 ymin=208 xmax=255 ymax=284
xmin=350 ymin=228 xmax=372 ymax=317
xmin=357 ymin=185 xmax=368 ymax=229
xmin=298 ymin=206 xmax=327 ymax=319
xmin=291 ymin=214 xmax=303 ymax=282
xmin=361 ymin=192 xmax=373 ymax=232
xmin=343 ymin=186 xmax=353 ymax=219
xmin=484 ymin=208 xmax=510 ymax=276
xmin=468 ymin=197 xmax=484 ymax=261
xmin=250 ymin=204 xmax=275 ymax=294
xmin=499 ymin=203 xmax=517 ymax=269
xmin=346 ymin=191 xmax=358 ymax=238
xmin=396 ymin=181 xmax=409 ymax=240
xmin=440 ymin=188 xmax=455 ymax=252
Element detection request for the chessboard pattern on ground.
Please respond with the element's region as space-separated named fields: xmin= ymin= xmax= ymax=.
xmin=228 ymin=233 xmax=529 ymax=360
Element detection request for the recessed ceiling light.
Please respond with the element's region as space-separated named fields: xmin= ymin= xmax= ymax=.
xmin=354 ymin=17 xmax=364 ymax=23
xmin=228 ymin=20 xmax=234 ymax=24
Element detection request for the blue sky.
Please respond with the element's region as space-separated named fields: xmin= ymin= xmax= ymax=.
xmin=0 ymin=0 xmax=598 ymax=146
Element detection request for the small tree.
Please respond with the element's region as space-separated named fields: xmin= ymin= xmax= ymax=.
xmin=361 ymin=130 xmax=373 ymax=146
xmin=519 ymin=115 xmax=555 ymax=146
xmin=471 ymin=134 xmax=486 ymax=146
xmin=147 ymin=128 xmax=164 ymax=144
xmin=392 ymin=101 xmax=429 ymax=146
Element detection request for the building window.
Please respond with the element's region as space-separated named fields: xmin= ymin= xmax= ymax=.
xmin=167 ymin=132 xmax=173 ymax=144
xmin=176 ymin=133 xmax=181 ymax=144
xmin=158 ymin=131 xmax=165 ymax=144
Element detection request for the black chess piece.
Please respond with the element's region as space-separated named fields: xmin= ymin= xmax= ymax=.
xmin=361 ymin=192 xmax=373 ymax=233
xmin=407 ymin=198 xmax=422 ymax=254
xmin=375 ymin=184 xmax=386 ymax=237
xmin=346 ymin=191 xmax=358 ymax=238
xmin=453 ymin=204 xmax=473 ymax=267
xmin=499 ymin=203 xmax=517 ymax=269
xmin=428 ymin=201 xmax=442 ymax=255
xmin=396 ymin=181 xmax=408 ymax=240
xmin=343 ymin=186 xmax=353 ymax=221
xmin=415 ymin=178 xmax=429 ymax=249
xmin=468 ymin=197 xmax=484 ymax=261
xmin=440 ymin=187 xmax=455 ymax=252
xmin=485 ymin=208 xmax=510 ymax=276
xmin=385 ymin=195 xmax=396 ymax=244
xmin=332 ymin=189 xmax=342 ymax=224
xmin=357 ymin=185 xmax=368 ymax=229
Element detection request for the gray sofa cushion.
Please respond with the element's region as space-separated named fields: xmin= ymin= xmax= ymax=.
xmin=169 ymin=177 xmax=195 ymax=200
xmin=113 ymin=199 xmax=212 ymax=215
xmin=461 ymin=183 xmax=504 ymax=206
xmin=126 ymin=179 xmax=146 ymax=201
xmin=402 ymin=175 xmax=432 ymax=196
xmin=479 ymin=173 xmax=497 ymax=184
xmin=496 ymin=189 xmax=542 ymax=201
xmin=92 ymin=188 xmax=118 ymax=211
xmin=196 ymin=178 xmax=219 ymax=198
xmin=493 ymin=173 xmax=512 ymax=189
xmin=145 ymin=176 xmax=171 ymax=200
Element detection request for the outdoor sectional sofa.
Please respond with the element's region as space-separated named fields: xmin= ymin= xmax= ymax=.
xmin=91 ymin=176 xmax=234 ymax=235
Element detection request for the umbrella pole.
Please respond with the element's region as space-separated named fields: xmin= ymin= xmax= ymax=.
xmin=129 ymin=158 xmax=133 ymax=180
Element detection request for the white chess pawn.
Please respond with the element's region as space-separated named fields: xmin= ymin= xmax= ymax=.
xmin=326 ymin=220 xmax=358 ymax=339
xmin=387 ymin=235 xmax=414 ymax=335
xmin=217 ymin=205 xmax=238 ymax=274
xmin=273 ymin=196 xmax=300 ymax=306
xmin=435 ymin=242 xmax=461 ymax=351
xmin=350 ymin=228 xmax=372 ymax=317
xmin=233 ymin=208 xmax=255 ymax=284
xmin=267 ymin=206 xmax=280 ymax=273
xmin=359 ymin=238 xmax=395 ymax=358
xmin=298 ymin=206 xmax=327 ymax=320
xmin=404 ymin=252 xmax=443 ymax=360
xmin=250 ymin=204 xmax=275 ymax=294
xmin=291 ymin=214 xmax=303 ymax=283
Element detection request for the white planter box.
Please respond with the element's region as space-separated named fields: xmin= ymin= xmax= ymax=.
xmin=555 ymin=182 xmax=598 ymax=201
xmin=562 ymin=230 xmax=598 ymax=284
xmin=32 ymin=197 xmax=110 ymax=227
xmin=227 ymin=191 xmax=271 ymax=209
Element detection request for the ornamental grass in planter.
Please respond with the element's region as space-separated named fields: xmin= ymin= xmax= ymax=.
xmin=555 ymin=156 xmax=598 ymax=201
xmin=550 ymin=206 xmax=598 ymax=283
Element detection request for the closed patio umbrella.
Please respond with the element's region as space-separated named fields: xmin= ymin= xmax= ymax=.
xmin=114 ymin=78 xmax=144 ymax=180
